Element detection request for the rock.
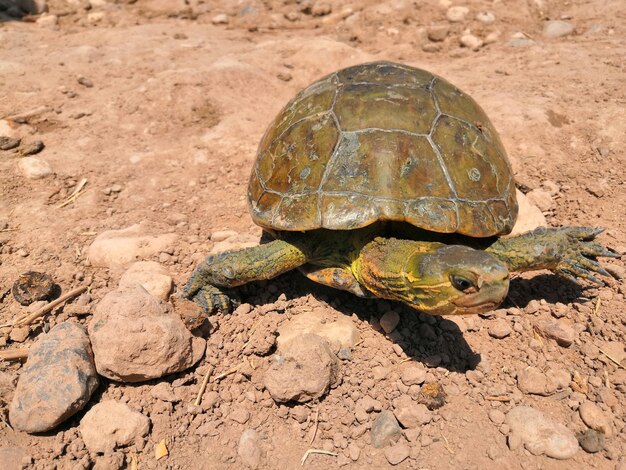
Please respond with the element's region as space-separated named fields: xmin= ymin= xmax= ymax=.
xmin=427 ymin=25 xmax=449 ymax=42
xmin=87 ymin=224 xmax=177 ymax=268
xmin=535 ymin=319 xmax=577 ymax=347
xmin=36 ymin=13 xmax=58 ymax=29
xmin=543 ymin=20 xmax=575 ymax=39
xmin=9 ymin=322 xmax=98 ymax=433
xmin=393 ymin=396 xmax=432 ymax=428
xmin=264 ymin=333 xmax=339 ymax=403
xmin=459 ymin=34 xmax=483 ymax=50
xmin=605 ymin=265 xmax=625 ymax=281
xmin=506 ymin=406 xmax=578 ymax=459
xmin=9 ymin=326 xmax=29 ymax=343
xmin=238 ymin=429 xmax=262 ymax=469
xmin=577 ymin=429 xmax=605 ymax=453
xmin=370 ymin=410 xmax=401 ymax=448
xmin=0 ymin=136 xmax=20 ymax=150
xmin=18 ymin=157 xmax=52 ymax=179
xmin=517 ymin=367 xmax=550 ymax=395
xmin=384 ymin=443 xmax=409 ymax=465
xmin=446 ymin=6 xmax=469 ymax=22
xmin=211 ymin=13 xmax=229 ymax=24
xmin=379 ymin=310 xmax=400 ymax=334
xmin=597 ymin=341 xmax=625 ymax=364
xmin=348 ymin=442 xmax=360 ymax=461
xmin=526 ymin=188 xmax=553 ymax=212
xmin=400 ymin=365 xmax=427 ymax=386
xmin=476 ymin=11 xmax=495 ymax=23
xmin=578 ymin=401 xmax=613 ymax=437
xmin=118 ymin=261 xmax=173 ymax=300
xmin=488 ymin=318 xmax=512 ymax=339
xmin=0 ymin=447 xmax=26 ymax=470
xmin=311 ymin=2 xmax=331 ymax=16
xmin=210 ymin=230 xmax=238 ymax=242
xmin=19 ymin=140 xmax=44 ymax=156
xmin=88 ymin=288 xmax=205 ymax=382
xmin=489 ymin=409 xmax=506 ymax=425
xmin=150 ymin=382 xmax=179 ymax=403
xmin=80 ymin=401 xmax=150 ymax=454
xmin=229 ymin=409 xmax=250 ymax=425
xmin=276 ymin=310 xmax=359 ymax=351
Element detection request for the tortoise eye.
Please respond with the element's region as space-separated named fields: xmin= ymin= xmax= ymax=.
xmin=451 ymin=275 xmax=476 ymax=293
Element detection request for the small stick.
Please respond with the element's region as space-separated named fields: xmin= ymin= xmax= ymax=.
xmin=10 ymin=286 xmax=87 ymax=327
xmin=593 ymin=297 xmax=601 ymax=315
xmin=484 ymin=395 xmax=511 ymax=402
xmin=214 ymin=365 xmax=240 ymax=381
xmin=440 ymin=431 xmax=455 ymax=455
xmin=0 ymin=348 xmax=29 ymax=361
xmin=301 ymin=449 xmax=337 ymax=466
xmin=309 ymin=405 xmax=320 ymax=445
xmin=57 ymin=178 xmax=88 ymax=208
xmin=194 ymin=366 xmax=214 ymax=406
xmin=598 ymin=347 xmax=626 ymax=370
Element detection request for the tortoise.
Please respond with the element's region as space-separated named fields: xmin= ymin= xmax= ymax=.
xmin=183 ymin=61 xmax=613 ymax=315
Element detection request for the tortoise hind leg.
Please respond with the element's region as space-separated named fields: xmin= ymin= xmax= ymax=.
xmin=298 ymin=265 xmax=373 ymax=298
xmin=183 ymin=239 xmax=308 ymax=313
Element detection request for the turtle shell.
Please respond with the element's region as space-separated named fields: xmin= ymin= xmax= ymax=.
xmin=248 ymin=61 xmax=518 ymax=237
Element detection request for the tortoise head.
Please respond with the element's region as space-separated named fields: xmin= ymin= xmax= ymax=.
xmin=356 ymin=239 xmax=510 ymax=315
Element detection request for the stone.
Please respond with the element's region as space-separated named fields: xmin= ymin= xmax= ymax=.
xmin=535 ymin=319 xmax=577 ymax=347
xmin=400 ymin=365 xmax=427 ymax=386
xmin=348 ymin=442 xmax=360 ymax=461
xmin=427 ymin=25 xmax=449 ymax=42
xmin=238 ymin=429 xmax=262 ymax=468
xmin=80 ymin=401 xmax=150 ymax=454
xmin=488 ymin=318 xmax=512 ymax=339
xmin=393 ymin=396 xmax=432 ymax=428
xmin=276 ymin=310 xmax=359 ymax=351
xmin=88 ymin=288 xmax=205 ymax=382
xmin=18 ymin=157 xmax=52 ymax=179
xmin=384 ymin=443 xmax=409 ymax=465
xmin=264 ymin=333 xmax=339 ymax=403
xmin=19 ymin=140 xmax=44 ymax=156
xmin=578 ymin=401 xmax=613 ymax=437
xmin=370 ymin=410 xmax=401 ymax=448
xmin=489 ymin=409 xmax=506 ymax=425
xmin=597 ymin=341 xmax=625 ymax=364
xmin=526 ymin=188 xmax=554 ymax=212
xmin=476 ymin=11 xmax=495 ymax=23
xmin=36 ymin=13 xmax=58 ymax=29
xmin=87 ymin=224 xmax=177 ymax=268
xmin=210 ymin=230 xmax=238 ymax=242
xmin=379 ymin=310 xmax=400 ymax=334
xmin=211 ymin=13 xmax=229 ymax=24
xmin=605 ymin=265 xmax=625 ymax=280
xmin=506 ymin=406 xmax=578 ymax=459
xmin=118 ymin=261 xmax=173 ymax=300
xmin=229 ymin=409 xmax=250 ymax=425
xmin=577 ymin=429 xmax=605 ymax=453
xmin=0 ymin=136 xmax=20 ymax=150
xmin=150 ymin=382 xmax=179 ymax=403
xmin=459 ymin=34 xmax=483 ymax=50
xmin=311 ymin=2 xmax=331 ymax=16
xmin=517 ymin=367 xmax=550 ymax=395
xmin=446 ymin=6 xmax=469 ymax=22
xmin=9 ymin=322 xmax=98 ymax=433
xmin=543 ymin=20 xmax=575 ymax=39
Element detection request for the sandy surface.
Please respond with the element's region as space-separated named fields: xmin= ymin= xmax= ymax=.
xmin=1 ymin=0 xmax=625 ymax=469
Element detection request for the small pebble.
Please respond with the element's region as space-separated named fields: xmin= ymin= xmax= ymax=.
xmin=379 ymin=310 xmax=400 ymax=334
xmin=488 ymin=318 xmax=512 ymax=339
xmin=384 ymin=443 xmax=409 ymax=465
xmin=488 ymin=409 xmax=506 ymax=425
xmin=579 ymin=401 xmax=613 ymax=437
xmin=0 ymin=136 xmax=21 ymax=150
xmin=211 ymin=14 xmax=229 ymax=25
xmin=77 ymin=76 xmax=93 ymax=88
xmin=20 ymin=140 xmax=45 ymax=156
xmin=476 ymin=11 xmax=495 ymax=23
xmin=446 ymin=6 xmax=469 ymax=23
xmin=460 ymin=34 xmax=483 ymax=50
xmin=427 ymin=25 xmax=449 ymax=42
xmin=577 ymin=429 xmax=605 ymax=453
xmin=543 ymin=20 xmax=575 ymax=39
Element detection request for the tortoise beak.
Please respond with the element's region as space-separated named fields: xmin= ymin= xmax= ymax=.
xmin=451 ymin=274 xmax=509 ymax=314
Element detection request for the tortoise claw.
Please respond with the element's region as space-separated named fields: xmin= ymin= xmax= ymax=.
xmin=189 ymin=285 xmax=236 ymax=315
xmin=556 ymin=226 xmax=613 ymax=286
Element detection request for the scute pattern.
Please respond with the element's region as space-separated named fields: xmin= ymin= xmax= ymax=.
xmin=248 ymin=61 xmax=518 ymax=237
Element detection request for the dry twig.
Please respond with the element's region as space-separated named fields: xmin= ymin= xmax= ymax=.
xmin=301 ymin=449 xmax=337 ymax=466
xmin=598 ymin=347 xmax=626 ymax=370
xmin=484 ymin=395 xmax=511 ymax=402
xmin=57 ymin=178 xmax=88 ymax=208
xmin=440 ymin=431 xmax=455 ymax=455
xmin=309 ymin=405 xmax=320 ymax=445
xmin=0 ymin=348 xmax=29 ymax=361
xmin=214 ymin=365 xmax=240 ymax=381
xmin=194 ymin=366 xmax=214 ymax=406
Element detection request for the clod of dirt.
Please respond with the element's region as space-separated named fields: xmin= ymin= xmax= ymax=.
xmin=370 ymin=410 xmax=401 ymax=448
xmin=399 ymin=365 xmax=427 ymax=386
xmin=88 ymin=288 xmax=205 ymax=382
xmin=535 ymin=319 xmax=577 ymax=347
xmin=384 ymin=442 xmax=409 ymax=465
xmin=237 ymin=429 xmax=263 ymax=469
xmin=87 ymin=224 xmax=177 ymax=268
xmin=79 ymin=401 xmax=150 ymax=454
xmin=579 ymin=401 xmax=613 ymax=437
xmin=118 ymin=261 xmax=173 ymax=300
xmin=11 ymin=271 xmax=55 ymax=306
xmin=393 ymin=396 xmax=432 ymax=429
xmin=276 ymin=310 xmax=360 ymax=351
xmin=488 ymin=318 xmax=512 ymax=339
xmin=263 ymin=333 xmax=339 ymax=403
xmin=505 ymin=406 xmax=578 ymax=459
xmin=9 ymin=322 xmax=99 ymax=433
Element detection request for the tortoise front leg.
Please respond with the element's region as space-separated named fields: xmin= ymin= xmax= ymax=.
xmin=486 ymin=227 xmax=616 ymax=284
xmin=183 ymin=239 xmax=308 ymax=313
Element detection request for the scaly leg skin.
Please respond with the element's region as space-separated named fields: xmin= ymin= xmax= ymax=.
xmin=182 ymin=239 xmax=308 ymax=314
xmin=486 ymin=226 xmax=616 ymax=285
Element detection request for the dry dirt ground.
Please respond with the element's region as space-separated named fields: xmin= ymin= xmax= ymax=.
xmin=1 ymin=0 xmax=625 ymax=469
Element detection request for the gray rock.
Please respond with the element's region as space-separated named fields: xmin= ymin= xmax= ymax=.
xmin=506 ymin=406 xmax=578 ymax=459
xmin=9 ymin=322 xmax=99 ymax=433
xmin=80 ymin=401 xmax=150 ymax=454
xmin=238 ymin=429 xmax=262 ymax=468
xmin=370 ymin=410 xmax=401 ymax=448
xmin=89 ymin=288 xmax=205 ymax=382
xmin=0 ymin=136 xmax=20 ymax=150
xmin=577 ymin=429 xmax=605 ymax=453
xmin=264 ymin=333 xmax=339 ymax=403
xmin=543 ymin=20 xmax=575 ymax=39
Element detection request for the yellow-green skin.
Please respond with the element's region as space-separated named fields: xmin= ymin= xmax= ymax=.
xmin=183 ymin=62 xmax=613 ymax=315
